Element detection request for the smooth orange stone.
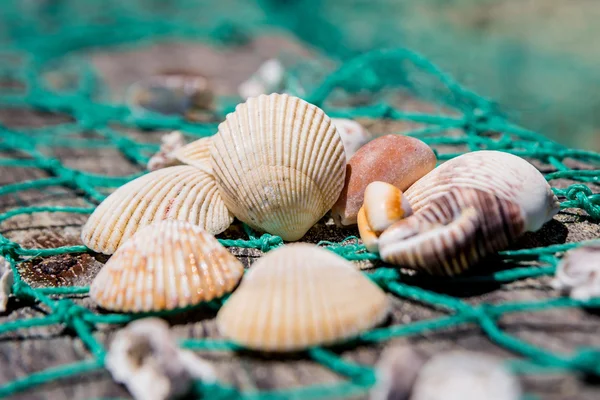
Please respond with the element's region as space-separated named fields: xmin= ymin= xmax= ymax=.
xmin=331 ymin=135 xmax=436 ymax=226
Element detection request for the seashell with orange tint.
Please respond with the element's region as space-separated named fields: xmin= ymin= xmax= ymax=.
xmin=331 ymin=118 xmax=372 ymax=160
xmin=81 ymin=166 xmax=233 ymax=255
xmin=331 ymin=134 xmax=436 ymax=227
xmin=378 ymin=151 xmax=560 ymax=276
xmin=211 ymin=93 xmax=346 ymax=241
xmin=552 ymin=244 xmax=600 ymax=301
xmin=216 ymin=243 xmax=389 ymax=351
xmin=411 ymin=351 xmax=521 ymax=400
xmin=357 ymin=182 xmax=413 ymax=253
xmin=90 ymin=220 xmax=244 ymax=312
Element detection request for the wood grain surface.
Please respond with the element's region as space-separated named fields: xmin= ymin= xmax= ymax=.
xmin=1 ymin=36 xmax=600 ymax=400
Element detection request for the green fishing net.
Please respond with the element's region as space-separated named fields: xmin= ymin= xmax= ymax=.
xmin=1 ymin=0 xmax=600 ymax=399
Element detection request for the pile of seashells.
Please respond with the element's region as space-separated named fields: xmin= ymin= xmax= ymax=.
xmin=81 ymin=92 xmax=561 ymax=399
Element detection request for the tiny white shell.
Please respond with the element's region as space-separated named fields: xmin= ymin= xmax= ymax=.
xmin=331 ymin=118 xmax=372 ymax=160
xmin=106 ymin=317 xmax=216 ymax=400
xmin=90 ymin=220 xmax=244 ymax=312
xmin=216 ymin=243 xmax=389 ymax=351
xmin=363 ymin=181 xmax=413 ymax=233
xmin=369 ymin=344 xmax=426 ymax=400
xmin=81 ymin=166 xmax=233 ymax=255
xmin=410 ymin=351 xmax=521 ymax=400
xmin=552 ymin=244 xmax=600 ymax=301
xmin=0 ymin=257 xmax=12 ymax=313
xmin=147 ymin=131 xmax=186 ymax=171
xmin=211 ymin=93 xmax=346 ymax=241
xmin=238 ymin=59 xmax=285 ymax=99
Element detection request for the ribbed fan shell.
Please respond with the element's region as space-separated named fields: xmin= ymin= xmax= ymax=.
xmin=405 ymin=151 xmax=559 ymax=232
xmin=81 ymin=166 xmax=233 ymax=255
xmin=174 ymin=137 xmax=213 ymax=173
xmin=216 ymin=244 xmax=389 ymax=351
xmin=90 ymin=220 xmax=243 ymax=312
xmin=211 ymin=94 xmax=346 ymax=241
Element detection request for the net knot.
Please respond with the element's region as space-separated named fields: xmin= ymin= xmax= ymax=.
xmin=0 ymin=237 xmax=21 ymax=258
xmin=38 ymin=158 xmax=64 ymax=172
xmin=565 ymin=184 xmax=600 ymax=219
xmin=257 ymin=234 xmax=283 ymax=252
xmin=462 ymin=107 xmax=495 ymax=132
xmin=53 ymin=299 xmax=91 ymax=330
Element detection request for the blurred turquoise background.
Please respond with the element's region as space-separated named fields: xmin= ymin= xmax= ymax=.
xmin=2 ymin=0 xmax=598 ymax=149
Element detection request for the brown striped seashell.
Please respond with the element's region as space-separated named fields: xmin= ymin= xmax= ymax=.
xmin=81 ymin=166 xmax=233 ymax=255
xmin=410 ymin=351 xmax=521 ymax=400
xmin=173 ymin=136 xmax=213 ymax=174
xmin=378 ymin=151 xmax=560 ymax=276
xmin=216 ymin=243 xmax=389 ymax=351
xmin=358 ymin=182 xmax=413 ymax=253
xmin=211 ymin=93 xmax=346 ymax=241
xmin=331 ymin=134 xmax=436 ymax=226
xmin=90 ymin=220 xmax=244 ymax=312
xmin=551 ymin=244 xmax=600 ymax=301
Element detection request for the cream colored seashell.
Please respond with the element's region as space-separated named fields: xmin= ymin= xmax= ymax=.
xmin=216 ymin=243 xmax=389 ymax=351
xmin=173 ymin=136 xmax=213 ymax=174
xmin=106 ymin=317 xmax=216 ymax=400
xmin=0 ymin=257 xmax=12 ymax=313
xmin=552 ymin=244 xmax=600 ymax=301
xmin=90 ymin=220 xmax=244 ymax=312
xmin=211 ymin=93 xmax=346 ymax=241
xmin=81 ymin=166 xmax=234 ymax=255
xmin=369 ymin=344 xmax=426 ymax=400
xmin=410 ymin=351 xmax=521 ymax=400
xmin=238 ymin=59 xmax=285 ymax=99
xmin=331 ymin=118 xmax=372 ymax=160
xmin=147 ymin=131 xmax=186 ymax=171
xmin=378 ymin=151 xmax=560 ymax=276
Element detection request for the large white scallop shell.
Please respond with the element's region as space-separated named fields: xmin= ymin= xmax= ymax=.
xmin=377 ymin=151 xmax=560 ymax=275
xmin=410 ymin=351 xmax=521 ymax=400
xmin=552 ymin=244 xmax=600 ymax=301
xmin=211 ymin=93 xmax=346 ymax=241
xmin=81 ymin=166 xmax=233 ymax=255
xmin=216 ymin=243 xmax=389 ymax=351
xmin=90 ymin=220 xmax=244 ymax=312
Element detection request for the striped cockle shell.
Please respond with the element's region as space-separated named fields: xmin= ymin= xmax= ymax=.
xmin=378 ymin=151 xmax=560 ymax=276
xmin=216 ymin=243 xmax=389 ymax=351
xmin=90 ymin=221 xmax=244 ymax=312
xmin=358 ymin=182 xmax=413 ymax=253
xmin=211 ymin=93 xmax=346 ymax=241
xmin=410 ymin=351 xmax=521 ymax=400
xmin=551 ymin=244 xmax=600 ymax=301
xmin=173 ymin=136 xmax=213 ymax=174
xmin=81 ymin=166 xmax=233 ymax=255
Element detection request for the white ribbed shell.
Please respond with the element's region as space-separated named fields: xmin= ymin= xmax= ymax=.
xmin=90 ymin=221 xmax=244 ymax=312
xmin=405 ymin=150 xmax=559 ymax=231
xmin=81 ymin=166 xmax=233 ymax=255
xmin=174 ymin=137 xmax=213 ymax=174
xmin=211 ymin=93 xmax=346 ymax=241
xmin=216 ymin=244 xmax=389 ymax=351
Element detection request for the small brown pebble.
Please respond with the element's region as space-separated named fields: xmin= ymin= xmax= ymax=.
xmin=331 ymin=135 xmax=436 ymax=226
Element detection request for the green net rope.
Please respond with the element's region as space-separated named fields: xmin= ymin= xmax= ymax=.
xmin=1 ymin=1 xmax=600 ymax=399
